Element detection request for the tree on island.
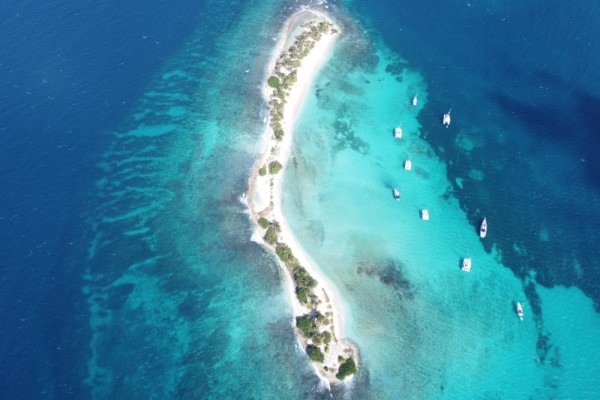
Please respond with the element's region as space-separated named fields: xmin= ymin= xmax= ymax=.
xmin=264 ymin=224 xmax=280 ymax=245
xmin=296 ymin=286 xmax=308 ymax=304
xmin=269 ymin=161 xmax=283 ymax=174
xmin=275 ymin=243 xmax=298 ymax=264
xmin=258 ymin=217 xmax=270 ymax=229
xmin=293 ymin=265 xmax=317 ymax=289
xmin=312 ymin=330 xmax=332 ymax=345
xmin=306 ymin=344 xmax=325 ymax=363
xmin=267 ymin=76 xmax=281 ymax=89
xmin=296 ymin=312 xmax=323 ymax=337
xmin=336 ymin=357 xmax=357 ymax=380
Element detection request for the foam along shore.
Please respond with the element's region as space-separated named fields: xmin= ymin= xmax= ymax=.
xmin=246 ymin=10 xmax=358 ymax=384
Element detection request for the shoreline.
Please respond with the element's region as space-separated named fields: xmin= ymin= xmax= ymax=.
xmin=246 ymin=10 xmax=358 ymax=384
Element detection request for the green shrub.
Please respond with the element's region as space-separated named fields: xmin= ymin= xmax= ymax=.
xmin=296 ymin=287 xmax=308 ymax=304
xmin=296 ymin=314 xmax=318 ymax=337
xmin=258 ymin=165 xmax=267 ymax=176
xmin=306 ymin=345 xmax=325 ymax=363
xmin=336 ymin=357 xmax=357 ymax=380
xmin=293 ymin=266 xmax=317 ymax=289
xmin=268 ymin=161 xmax=283 ymax=174
xmin=264 ymin=224 xmax=280 ymax=245
xmin=313 ymin=330 xmax=332 ymax=345
xmin=258 ymin=217 xmax=270 ymax=229
xmin=267 ymin=76 xmax=281 ymax=88
xmin=273 ymin=128 xmax=284 ymax=141
xmin=275 ymin=243 xmax=297 ymax=265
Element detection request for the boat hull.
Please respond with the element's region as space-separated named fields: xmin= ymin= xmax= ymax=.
xmin=517 ymin=302 xmax=524 ymax=321
xmin=461 ymin=258 xmax=472 ymax=272
xmin=480 ymin=218 xmax=487 ymax=238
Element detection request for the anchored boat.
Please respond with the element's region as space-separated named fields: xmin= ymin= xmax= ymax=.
xmin=421 ymin=209 xmax=429 ymax=220
xmin=393 ymin=187 xmax=400 ymax=201
xmin=394 ymin=125 xmax=402 ymax=138
xmin=443 ymin=109 xmax=452 ymax=126
xmin=404 ymin=159 xmax=412 ymax=170
xmin=480 ymin=217 xmax=487 ymax=238
xmin=462 ymin=257 xmax=472 ymax=272
xmin=412 ymin=94 xmax=418 ymax=106
xmin=517 ymin=302 xmax=524 ymax=321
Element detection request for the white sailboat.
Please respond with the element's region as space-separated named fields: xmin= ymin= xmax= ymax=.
xmin=393 ymin=187 xmax=400 ymax=201
xmin=412 ymin=94 xmax=418 ymax=106
xmin=480 ymin=217 xmax=487 ymax=238
xmin=517 ymin=302 xmax=524 ymax=321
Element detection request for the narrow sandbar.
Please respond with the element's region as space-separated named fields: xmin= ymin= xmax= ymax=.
xmin=246 ymin=10 xmax=358 ymax=384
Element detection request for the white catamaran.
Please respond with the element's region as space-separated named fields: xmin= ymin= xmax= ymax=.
xmin=462 ymin=257 xmax=472 ymax=272
xmin=394 ymin=125 xmax=403 ymax=138
xmin=443 ymin=109 xmax=451 ymax=126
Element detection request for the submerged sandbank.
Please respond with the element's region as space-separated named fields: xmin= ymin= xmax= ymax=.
xmin=246 ymin=10 xmax=358 ymax=384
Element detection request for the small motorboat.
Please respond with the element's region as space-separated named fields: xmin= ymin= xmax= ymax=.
xmin=517 ymin=302 xmax=524 ymax=321
xmin=421 ymin=209 xmax=429 ymax=220
xmin=404 ymin=160 xmax=412 ymax=170
xmin=462 ymin=257 xmax=472 ymax=272
xmin=480 ymin=217 xmax=487 ymax=239
xmin=393 ymin=187 xmax=400 ymax=201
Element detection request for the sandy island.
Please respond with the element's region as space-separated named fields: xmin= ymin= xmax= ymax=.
xmin=246 ymin=10 xmax=358 ymax=384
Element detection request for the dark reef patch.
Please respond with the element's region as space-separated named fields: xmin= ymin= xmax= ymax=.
xmin=357 ymin=258 xmax=415 ymax=300
xmin=332 ymin=105 xmax=370 ymax=155
xmin=385 ymin=59 xmax=408 ymax=82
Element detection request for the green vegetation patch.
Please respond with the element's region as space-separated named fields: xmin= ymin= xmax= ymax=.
xmin=275 ymin=243 xmax=297 ymax=265
xmin=267 ymin=76 xmax=281 ymax=88
xmin=258 ymin=165 xmax=267 ymax=176
xmin=273 ymin=127 xmax=284 ymax=141
xmin=306 ymin=344 xmax=325 ymax=363
xmin=273 ymin=241 xmax=322 ymax=305
xmin=264 ymin=224 xmax=280 ymax=245
xmin=296 ymin=313 xmax=321 ymax=337
xmin=258 ymin=217 xmax=270 ymax=229
xmin=313 ymin=330 xmax=331 ymax=345
xmin=293 ymin=265 xmax=317 ymax=289
xmin=295 ymin=286 xmax=308 ymax=304
xmin=268 ymin=161 xmax=283 ymax=174
xmin=336 ymin=357 xmax=357 ymax=380
xmin=267 ymin=21 xmax=335 ymax=141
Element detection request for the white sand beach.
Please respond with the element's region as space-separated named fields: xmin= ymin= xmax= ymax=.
xmin=246 ymin=10 xmax=357 ymax=384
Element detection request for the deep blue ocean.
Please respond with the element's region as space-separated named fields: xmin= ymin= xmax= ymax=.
xmin=1 ymin=0 xmax=599 ymax=398
xmin=0 ymin=0 xmax=204 ymax=397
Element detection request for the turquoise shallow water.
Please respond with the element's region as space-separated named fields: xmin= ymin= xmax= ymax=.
xmin=283 ymin=11 xmax=600 ymax=398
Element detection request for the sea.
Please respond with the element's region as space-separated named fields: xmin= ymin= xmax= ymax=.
xmin=1 ymin=0 xmax=599 ymax=399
